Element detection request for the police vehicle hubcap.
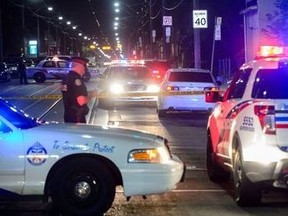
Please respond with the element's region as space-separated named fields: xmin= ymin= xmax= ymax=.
xmin=74 ymin=181 xmax=92 ymax=199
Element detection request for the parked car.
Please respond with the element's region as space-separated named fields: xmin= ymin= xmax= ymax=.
xmin=0 ymin=99 xmax=185 ymax=216
xmin=97 ymin=62 xmax=160 ymax=108
xmin=3 ymin=56 xmax=20 ymax=78
xmin=157 ymin=68 xmax=220 ymax=117
xmin=0 ymin=62 xmax=11 ymax=82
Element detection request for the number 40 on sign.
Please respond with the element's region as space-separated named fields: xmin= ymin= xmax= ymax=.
xmin=193 ymin=10 xmax=208 ymax=28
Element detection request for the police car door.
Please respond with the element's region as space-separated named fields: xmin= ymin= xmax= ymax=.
xmin=44 ymin=61 xmax=58 ymax=77
xmin=0 ymin=116 xmax=25 ymax=194
xmin=217 ymin=69 xmax=251 ymax=158
xmin=57 ymin=61 xmax=70 ymax=77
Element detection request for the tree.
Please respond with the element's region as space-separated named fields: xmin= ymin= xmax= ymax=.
xmin=263 ymin=0 xmax=288 ymax=45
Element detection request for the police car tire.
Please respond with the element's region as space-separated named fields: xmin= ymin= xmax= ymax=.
xmin=206 ymin=133 xmax=230 ymax=182
xmin=233 ymin=147 xmax=262 ymax=206
xmin=33 ymin=72 xmax=46 ymax=83
xmin=51 ymin=158 xmax=116 ymax=216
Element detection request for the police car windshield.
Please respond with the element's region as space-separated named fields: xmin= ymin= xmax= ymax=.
xmin=0 ymin=100 xmax=39 ymax=129
xmin=252 ymin=68 xmax=288 ymax=99
xmin=168 ymin=72 xmax=214 ymax=83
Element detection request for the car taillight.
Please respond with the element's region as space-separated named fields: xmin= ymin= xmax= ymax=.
xmin=254 ymin=105 xmax=276 ymax=135
xmin=166 ymin=86 xmax=179 ymax=91
xmin=204 ymin=87 xmax=219 ymax=91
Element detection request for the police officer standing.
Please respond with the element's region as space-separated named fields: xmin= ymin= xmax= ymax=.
xmin=61 ymin=57 xmax=95 ymax=123
xmin=18 ymin=57 xmax=28 ymax=84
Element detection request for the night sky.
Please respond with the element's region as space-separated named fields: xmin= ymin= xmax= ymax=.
xmin=2 ymin=0 xmax=246 ymax=69
xmin=45 ymin=0 xmax=245 ymax=55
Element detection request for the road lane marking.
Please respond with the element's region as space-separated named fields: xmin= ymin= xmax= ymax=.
xmin=171 ymin=189 xmax=227 ymax=193
xmin=115 ymin=188 xmax=226 ymax=193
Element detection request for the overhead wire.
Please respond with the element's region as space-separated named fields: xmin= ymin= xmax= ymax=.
xmin=162 ymin=0 xmax=184 ymax=11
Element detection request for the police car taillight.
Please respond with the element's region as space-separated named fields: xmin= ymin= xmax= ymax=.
xmin=254 ymin=105 xmax=276 ymax=135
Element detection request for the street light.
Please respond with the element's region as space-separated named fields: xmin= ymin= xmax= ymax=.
xmin=36 ymin=6 xmax=53 ymax=58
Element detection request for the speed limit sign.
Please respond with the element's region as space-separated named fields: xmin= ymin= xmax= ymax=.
xmin=193 ymin=10 xmax=208 ymax=28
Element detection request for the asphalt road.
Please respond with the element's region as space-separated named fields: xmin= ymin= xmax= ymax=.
xmin=0 ymin=79 xmax=288 ymax=216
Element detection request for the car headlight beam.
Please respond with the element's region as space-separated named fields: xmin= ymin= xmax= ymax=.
xmin=109 ymin=83 xmax=124 ymax=94
xmin=147 ymin=85 xmax=160 ymax=93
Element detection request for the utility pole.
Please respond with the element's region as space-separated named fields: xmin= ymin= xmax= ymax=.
xmin=149 ymin=0 xmax=153 ymax=58
xmin=161 ymin=0 xmax=166 ymax=59
xmin=193 ymin=0 xmax=201 ymax=68
xmin=22 ymin=0 xmax=26 ymax=56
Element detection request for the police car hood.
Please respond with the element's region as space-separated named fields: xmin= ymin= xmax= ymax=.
xmin=25 ymin=123 xmax=159 ymax=144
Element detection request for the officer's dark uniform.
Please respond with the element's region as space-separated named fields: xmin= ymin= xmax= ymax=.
xmin=18 ymin=58 xmax=28 ymax=84
xmin=63 ymin=70 xmax=89 ymax=123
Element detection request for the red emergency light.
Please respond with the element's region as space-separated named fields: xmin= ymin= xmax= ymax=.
xmin=260 ymin=46 xmax=283 ymax=56
xmin=258 ymin=46 xmax=286 ymax=58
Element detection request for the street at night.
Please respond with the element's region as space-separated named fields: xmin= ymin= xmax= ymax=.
xmin=0 ymin=79 xmax=288 ymax=216
xmin=1 ymin=0 xmax=288 ymax=216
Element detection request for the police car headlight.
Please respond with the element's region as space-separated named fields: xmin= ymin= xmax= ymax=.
xmin=147 ymin=85 xmax=160 ymax=93
xmin=109 ymin=83 xmax=124 ymax=94
xmin=128 ymin=147 xmax=170 ymax=163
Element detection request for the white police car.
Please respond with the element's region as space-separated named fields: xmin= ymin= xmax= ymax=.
xmin=205 ymin=46 xmax=288 ymax=206
xmin=0 ymin=99 xmax=184 ymax=215
xmin=97 ymin=60 xmax=160 ymax=108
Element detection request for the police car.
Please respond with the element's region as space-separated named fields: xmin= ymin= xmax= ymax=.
xmin=97 ymin=60 xmax=160 ymax=108
xmin=0 ymin=99 xmax=184 ymax=215
xmin=26 ymin=58 xmax=91 ymax=83
xmin=26 ymin=59 xmax=70 ymax=83
xmin=205 ymin=46 xmax=288 ymax=206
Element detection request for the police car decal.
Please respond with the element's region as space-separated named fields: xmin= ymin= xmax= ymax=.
xmin=226 ymin=100 xmax=252 ymax=119
xmin=240 ymin=116 xmax=255 ymax=132
xmin=52 ymin=140 xmax=115 ymax=153
xmin=276 ymin=115 xmax=288 ymax=128
xmin=93 ymin=143 xmax=115 ymax=153
xmin=26 ymin=142 xmax=48 ymax=166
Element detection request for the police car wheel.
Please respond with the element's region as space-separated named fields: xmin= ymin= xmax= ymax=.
xmin=233 ymin=148 xmax=262 ymax=206
xmin=33 ymin=72 xmax=46 ymax=83
xmin=51 ymin=158 xmax=116 ymax=216
xmin=206 ymin=132 xmax=230 ymax=182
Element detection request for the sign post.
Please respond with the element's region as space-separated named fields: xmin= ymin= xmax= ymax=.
xmin=193 ymin=10 xmax=208 ymax=29
xmin=211 ymin=17 xmax=222 ymax=73
xmin=192 ymin=8 xmax=208 ymax=69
